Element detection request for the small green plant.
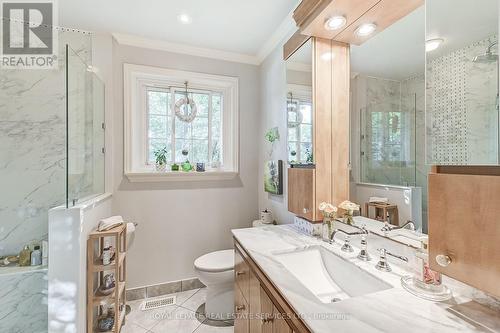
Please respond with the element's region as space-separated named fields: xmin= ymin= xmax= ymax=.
xmin=153 ymin=147 xmax=168 ymax=166
xmin=265 ymin=127 xmax=280 ymax=143
xmin=305 ymin=147 xmax=313 ymax=164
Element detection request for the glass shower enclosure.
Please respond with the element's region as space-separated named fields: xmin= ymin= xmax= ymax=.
xmin=0 ymin=28 xmax=105 ymax=332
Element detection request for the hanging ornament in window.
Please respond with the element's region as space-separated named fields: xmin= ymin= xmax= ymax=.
xmin=287 ymin=92 xmax=302 ymax=128
xmin=175 ymin=81 xmax=198 ymax=123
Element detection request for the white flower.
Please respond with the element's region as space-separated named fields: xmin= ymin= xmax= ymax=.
xmin=318 ymin=202 xmax=328 ymax=211
xmin=339 ymin=200 xmax=360 ymax=212
xmin=324 ymin=204 xmax=337 ymax=214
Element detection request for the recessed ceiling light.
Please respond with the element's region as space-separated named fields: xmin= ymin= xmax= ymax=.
xmin=324 ymin=16 xmax=347 ymax=31
xmin=177 ymin=13 xmax=192 ymax=24
xmin=355 ymin=23 xmax=377 ymax=37
xmin=426 ymin=38 xmax=444 ymax=52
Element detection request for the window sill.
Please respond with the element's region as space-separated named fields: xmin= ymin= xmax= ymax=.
xmin=125 ymin=170 xmax=238 ymax=183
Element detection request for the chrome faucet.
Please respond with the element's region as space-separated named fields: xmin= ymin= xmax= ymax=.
xmin=375 ymin=248 xmax=408 ymax=272
xmin=330 ymin=226 xmax=369 ymax=255
xmin=330 ymin=226 xmax=369 ymax=244
xmin=381 ymin=220 xmax=416 ymax=233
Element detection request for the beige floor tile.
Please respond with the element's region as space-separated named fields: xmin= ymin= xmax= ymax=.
xmin=193 ymin=322 xmax=234 ymax=333
xmin=180 ymin=288 xmax=207 ymax=312
xmin=120 ymin=321 xmax=151 ymax=333
xmin=149 ymin=306 xmax=202 ymax=333
xmin=126 ymin=289 xmax=200 ymax=330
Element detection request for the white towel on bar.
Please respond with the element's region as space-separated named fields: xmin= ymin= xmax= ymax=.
xmin=98 ymin=215 xmax=124 ymax=231
xmin=369 ymin=197 xmax=389 ymax=204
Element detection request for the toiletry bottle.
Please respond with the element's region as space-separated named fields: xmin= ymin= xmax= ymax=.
xmin=30 ymin=246 xmax=42 ymax=266
xmin=41 ymin=240 xmax=48 ymax=266
xmin=102 ymin=246 xmax=112 ymax=265
xmin=19 ymin=245 xmax=32 ymax=266
xmin=415 ymin=239 xmax=441 ymax=285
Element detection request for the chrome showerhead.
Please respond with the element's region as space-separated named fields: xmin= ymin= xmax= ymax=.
xmin=473 ymin=52 xmax=498 ymax=63
xmin=473 ymin=41 xmax=498 ymax=63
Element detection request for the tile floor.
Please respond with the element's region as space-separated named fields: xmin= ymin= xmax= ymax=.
xmin=122 ymin=288 xmax=234 ymax=333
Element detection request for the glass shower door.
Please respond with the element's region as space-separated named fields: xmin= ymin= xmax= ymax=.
xmin=66 ymin=45 xmax=105 ymax=207
xmin=360 ymin=100 xmax=416 ymax=186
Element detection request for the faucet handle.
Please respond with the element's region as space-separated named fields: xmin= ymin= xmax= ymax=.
xmin=341 ymin=235 xmax=354 ymax=253
xmin=357 ymin=234 xmax=370 ymax=261
xmin=375 ymin=248 xmax=391 ymax=271
xmin=375 ymin=248 xmax=408 ymax=272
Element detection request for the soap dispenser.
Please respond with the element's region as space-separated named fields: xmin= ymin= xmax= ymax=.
xmin=401 ymin=239 xmax=452 ymax=301
xmin=19 ymin=245 xmax=32 ymax=266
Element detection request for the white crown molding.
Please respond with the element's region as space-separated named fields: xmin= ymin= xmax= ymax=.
xmin=113 ymin=3 xmax=299 ymax=66
xmin=256 ymin=7 xmax=300 ymax=63
xmin=113 ymin=33 xmax=261 ymax=65
xmin=286 ymin=61 xmax=312 ymax=73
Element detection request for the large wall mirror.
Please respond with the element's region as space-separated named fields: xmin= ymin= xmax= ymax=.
xmin=426 ymin=0 xmax=499 ymax=165
xmin=349 ymin=5 xmax=428 ymax=242
xmin=286 ymin=39 xmax=313 ymax=165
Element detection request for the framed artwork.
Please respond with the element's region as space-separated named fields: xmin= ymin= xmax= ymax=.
xmin=264 ymin=160 xmax=283 ymax=195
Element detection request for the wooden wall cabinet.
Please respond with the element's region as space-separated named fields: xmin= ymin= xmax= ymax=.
xmin=428 ymin=166 xmax=500 ymax=298
xmin=293 ymin=0 xmax=423 ymax=45
xmin=234 ymin=240 xmax=310 ymax=333
xmin=288 ymin=168 xmax=316 ymax=221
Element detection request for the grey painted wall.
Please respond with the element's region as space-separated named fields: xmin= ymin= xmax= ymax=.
xmin=111 ymin=41 xmax=260 ymax=288
xmin=258 ymin=43 xmax=295 ymax=225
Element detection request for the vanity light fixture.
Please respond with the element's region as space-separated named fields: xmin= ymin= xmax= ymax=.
xmin=426 ymin=38 xmax=444 ymax=52
xmin=355 ymin=23 xmax=377 ymax=37
xmin=177 ymin=13 xmax=192 ymax=24
xmin=324 ymin=16 xmax=347 ymax=31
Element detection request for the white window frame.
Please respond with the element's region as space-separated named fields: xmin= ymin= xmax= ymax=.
xmin=124 ymin=64 xmax=239 ymax=182
xmin=286 ymin=84 xmax=313 ymax=163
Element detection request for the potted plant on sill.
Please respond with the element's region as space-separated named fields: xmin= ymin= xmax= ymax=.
xmin=153 ymin=147 xmax=168 ymax=172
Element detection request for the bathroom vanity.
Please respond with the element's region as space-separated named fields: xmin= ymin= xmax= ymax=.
xmin=232 ymin=224 xmax=492 ymax=333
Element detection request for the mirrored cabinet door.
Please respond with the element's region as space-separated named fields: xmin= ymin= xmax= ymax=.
xmin=286 ymin=39 xmax=313 ymax=165
xmin=426 ymin=0 xmax=500 ymax=165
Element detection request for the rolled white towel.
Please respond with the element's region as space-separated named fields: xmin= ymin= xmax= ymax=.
xmin=98 ymin=215 xmax=124 ymax=231
xmin=369 ymin=197 xmax=389 ymax=204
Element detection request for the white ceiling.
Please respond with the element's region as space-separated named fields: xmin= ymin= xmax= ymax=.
xmin=351 ymin=0 xmax=498 ymax=80
xmin=59 ymin=0 xmax=299 ymax=58
xmin=350 ymin=6 xmax=425 ymax=80
xmin=426 ymin=0 xmax=498 ymax=59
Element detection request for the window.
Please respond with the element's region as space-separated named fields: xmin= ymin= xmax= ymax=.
xmin=146 ymin=88 xmax=222 ymax=165
xmin=124 ymin=64 xmax=239 ymax=182
xmin=286 ymin=85 xmax=313 ymax=164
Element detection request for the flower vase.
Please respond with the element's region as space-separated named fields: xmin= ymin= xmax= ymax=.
xmin=344 ymin=211 xmax=354 ymax=225
xmin=322 ymin=218 xmax=333 ymax=242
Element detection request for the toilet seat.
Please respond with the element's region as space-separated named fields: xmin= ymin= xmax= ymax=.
xmin=194 ymin=249 xmax=234 ymax=273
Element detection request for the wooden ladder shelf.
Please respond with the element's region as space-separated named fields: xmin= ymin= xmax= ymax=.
xmin=87 ymin=224 xmax=127 ymax=333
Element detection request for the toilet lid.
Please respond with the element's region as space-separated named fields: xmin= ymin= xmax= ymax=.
xmin=194 ymin=250 xmax=234 ymax=272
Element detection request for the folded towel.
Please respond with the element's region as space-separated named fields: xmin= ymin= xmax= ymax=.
xmin=98 ymin=216 xmax=124 ymax=231
xmin=369 ymin=197 xmax=389 ymax=204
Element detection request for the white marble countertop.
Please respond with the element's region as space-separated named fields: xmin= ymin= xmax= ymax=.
xmin=232 ymin=225 xmax=490 ymax=333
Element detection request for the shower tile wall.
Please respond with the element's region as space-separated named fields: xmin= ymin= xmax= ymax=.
xmin=0 ymin=30 xmax=92 ymax=333
xmin=427 ymin=35 xmax=499 ymax=164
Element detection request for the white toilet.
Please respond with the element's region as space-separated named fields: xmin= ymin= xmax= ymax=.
xmin=194 ymin=249 xmax=234 ymax=321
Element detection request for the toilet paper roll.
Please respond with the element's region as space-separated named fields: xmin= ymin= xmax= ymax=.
xmin=126 ymin=222 xmax=135 ymax=235
xmin=126 ymin=222 xmax=136 ymax=249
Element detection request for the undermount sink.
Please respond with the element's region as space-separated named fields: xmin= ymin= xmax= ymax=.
xmin=273 ymin=245 xmax=391 ymax=303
